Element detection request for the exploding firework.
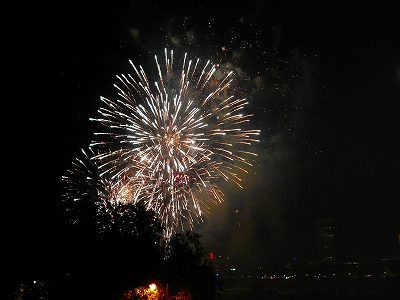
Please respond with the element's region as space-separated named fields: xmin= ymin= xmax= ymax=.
xmin=62 ymin=148 xmax=162 ymax=236
xmin=65 ymin=49 xmax=260 ymax=237
xmin=62 ymin=148 xmax=128 ymax=230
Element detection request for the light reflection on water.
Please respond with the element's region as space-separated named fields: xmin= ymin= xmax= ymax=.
xmin=215 ymin=277 xmax=400 ymax=300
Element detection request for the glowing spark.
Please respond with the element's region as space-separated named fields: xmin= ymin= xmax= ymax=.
xmin=64 ymin=49 xmax=260 ymax=238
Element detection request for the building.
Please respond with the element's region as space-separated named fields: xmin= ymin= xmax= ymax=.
xmin=314 ymin=217 xmax=337 ymax=263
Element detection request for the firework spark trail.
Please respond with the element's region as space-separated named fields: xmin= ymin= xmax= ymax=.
xmin=62 ymin=148 xmax=130 ymax=228
xmin=66 ymin=49 xmax=260 ymax=238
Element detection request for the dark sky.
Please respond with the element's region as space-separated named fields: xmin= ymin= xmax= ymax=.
xmin=6 ymin=1 xmax=400 ymax=268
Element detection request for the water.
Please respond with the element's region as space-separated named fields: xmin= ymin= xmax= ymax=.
xmin=214 ymin=276 xmax=400 ymax=299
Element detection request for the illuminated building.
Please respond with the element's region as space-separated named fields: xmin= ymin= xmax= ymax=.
xmin=314 ymin=217 xmax=337 ymax=263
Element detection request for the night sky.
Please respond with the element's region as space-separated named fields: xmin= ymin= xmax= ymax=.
xmin=6 ymin=1 xmax=400 ymax=269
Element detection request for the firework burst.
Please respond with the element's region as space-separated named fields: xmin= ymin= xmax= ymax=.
xmin=65 ymin=49 xmax=260 ymax=237
xmin=62 ymin=148 xmax=133 ymax=231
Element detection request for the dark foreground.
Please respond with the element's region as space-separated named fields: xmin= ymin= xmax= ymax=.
xmin=215 ymin=276 xmax=400 ymax=300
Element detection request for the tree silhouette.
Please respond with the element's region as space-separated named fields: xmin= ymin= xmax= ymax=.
xmin=164 ymin=231 xmax=217 ymax=300
xmin=52 ymin=202 xmax=165 ymax=300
